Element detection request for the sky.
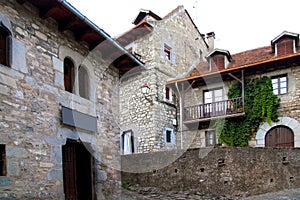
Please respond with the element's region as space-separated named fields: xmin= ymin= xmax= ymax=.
xmin=67 ymin=0 xmax=300 ymax=54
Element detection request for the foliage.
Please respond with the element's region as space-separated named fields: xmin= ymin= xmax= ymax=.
xmin=217 ymin=76 xmax=280 ymax=147
xmin=122 ymin=182 xmax=131 ymax=190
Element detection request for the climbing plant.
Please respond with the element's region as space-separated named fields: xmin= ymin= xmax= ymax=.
xmin=216 ymin=76 xmax=280 ymax=147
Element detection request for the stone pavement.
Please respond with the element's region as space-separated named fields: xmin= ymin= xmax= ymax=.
xmin=120 ymin=187 xmax=300 ymax=200
xmin=242 ymin=188 xmax=300 ymax=200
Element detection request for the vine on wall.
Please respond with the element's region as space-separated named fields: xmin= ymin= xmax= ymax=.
xmin=216 ymin=76 xmax=280 ymax=147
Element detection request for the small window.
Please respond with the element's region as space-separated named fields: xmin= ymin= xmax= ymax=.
xmin=122 ymin=131 xmax=134 ymax=155
xmin=164 ymin=128 xmax=175 ymax=144
xmin=79 ymin=65 xmax=90 ymax=100
xmin=164 ymin=44 xmax=171 ymax=61
xmin=0 ymin=27 xmax=11 ymax=67
xmin=205 ymin=131 xmax=219 ymax=146
xmin=272 ymin=75 xmax=288 ymax=95
xmin=0 ymin=144 xmax=6 ymax=176
xmin=165 ymin=86 xmax=172 ymax=102
xmin=64 ymin=58 xmax=75 ymax=93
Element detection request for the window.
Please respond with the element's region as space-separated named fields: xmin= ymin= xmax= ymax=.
xmin=204 ymin=88 xmax=223 ymax=104
xmin=0 ymin=27 xmax=11 ymax=67
xmin=64 ymin=58 xmax=75 ymax=93
xmin=164 ymin=44 xmax=171 ymax=61
xmin=79 ymin=65 xmax=90 ymax=100
xmin=164 ymin=128 xmax=175 ymax=144
xmin=165 ymin=86 xmax=172 ymax=102
xmin=204 ymin=88 xmax=223 ymax=116
xmin=0 ymin=144 xmax=6 ymax=176
xmin=122 ymin=131 xmax=134 ymax=155
xmin=272 ymin=75 xmax=287 ymax=95
xmin=205 ymin=131 xmax=220 ymax=146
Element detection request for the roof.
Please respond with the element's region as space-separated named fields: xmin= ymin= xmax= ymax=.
xmin=206 ymin=48 xmax=232 ymax=62
xmin=132 ymin=9 xmax=162 ymax=25
xmin=271 ymin=31 xmax=299 ymax=46
xmin=17 ymin=0 xmax=145 ymax=76
xmin=116 ymin=22 xmax=153 ymax=47
xmin=168 ymin=37 xmax=300 ymax=85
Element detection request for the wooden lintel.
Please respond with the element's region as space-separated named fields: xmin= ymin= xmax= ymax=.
xmin=228 ymin=72 xmax=242 ymax=83
xmin=185 ymin=80 xmax=196 ymax=93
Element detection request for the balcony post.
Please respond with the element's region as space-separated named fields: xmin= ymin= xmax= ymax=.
xmin=241 ymin=70 xmax=245 ymax=112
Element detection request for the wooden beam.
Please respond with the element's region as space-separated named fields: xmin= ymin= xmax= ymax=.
xmin=39 ymin=6 xmax=58 ymax=19
xmin=16 ymin=0 xmax=26 ymax=4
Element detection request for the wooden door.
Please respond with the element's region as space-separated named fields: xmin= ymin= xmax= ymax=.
xmin=62 ymin=140 xmax=94 ymax=200
xmin=265 ymin=126 xmax=294 ymax=147
xmin=62 ymin=141 xmax=78 ymax=199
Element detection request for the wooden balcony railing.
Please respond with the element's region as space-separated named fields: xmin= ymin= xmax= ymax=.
xmin=184 ymin=97 xmax=244 ymax=121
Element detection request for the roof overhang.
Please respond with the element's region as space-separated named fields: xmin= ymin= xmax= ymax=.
xmin=167 ymin=53 xmax=300 ymax=87
xmin=17 ymin=0 xmax=145 ymax=76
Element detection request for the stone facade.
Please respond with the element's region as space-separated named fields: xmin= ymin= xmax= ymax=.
xmin=168 ymin=31 xmax=300 ymax=149
xmin=0 ymin=0 xmax=138 ymax=199
xmin=119 ymin=6 xmax=213 ymax=153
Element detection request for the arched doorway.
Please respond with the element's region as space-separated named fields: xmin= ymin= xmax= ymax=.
xmin=265 ymin=125 xmax=294 ymax=147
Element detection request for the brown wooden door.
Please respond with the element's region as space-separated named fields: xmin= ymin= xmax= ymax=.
xmin=62 ymin=140 xmax=94 ymax=200
xmin=62 ymin=141 xmax=78 ymax=199
xmin=265 ymin=126 xmax=294 ymax=147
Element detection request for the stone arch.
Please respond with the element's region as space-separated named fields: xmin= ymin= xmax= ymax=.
xmin=58 ymin=46 xmax=96 ymax=102
xmin=0 ymin=13 xmax=13 ymax=36
xmin=255 ymin=117 xmax=300 ymax=147
xmin=78 ymin=65 xmax=90 ymax=100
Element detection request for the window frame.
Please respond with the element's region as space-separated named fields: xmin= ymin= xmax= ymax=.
xmin=164 ymin=128 xmax=175 ymax=144
xmin=121 ymin=130 xmax=135 ymax=155
xmin=0 ymin=144 xmax=6 ymax=176
xmin=271 ymin=74 xmax=288 ymax=95
xmin=78 ymin=65 xmax=90 ymax=100
xmin=63 ymin=57 xmax=75 ymax=93
xmin=0 ymin=26 xmax=12 ymax=67
xmin=165 ymin=86 xmax=172 ymax=102
xmin=164 ymin=44 xmax=171 ymax=61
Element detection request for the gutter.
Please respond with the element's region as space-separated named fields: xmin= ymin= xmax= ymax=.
xmin=59 ymin=0 xmax=146 ymax=70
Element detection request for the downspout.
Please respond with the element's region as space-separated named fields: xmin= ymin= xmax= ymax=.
xmin=175 ymin=82 xmax=183 ymax=149
xmin=59 ymin=0 xmax=146 ymax=69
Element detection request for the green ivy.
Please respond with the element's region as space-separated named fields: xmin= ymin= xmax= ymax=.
xmin=216 ymin=76 xmax=280 ymax=147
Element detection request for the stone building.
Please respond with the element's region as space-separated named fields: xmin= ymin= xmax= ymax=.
xmin=0 ymin=0 xmax=144 ymax=199
xmin=117 ymin=6 xmax=214 ymax=153
xmin=167 ymin=31 xmax=300 ymax=148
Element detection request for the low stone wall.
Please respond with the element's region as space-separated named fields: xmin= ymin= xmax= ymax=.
xmin=121 ymin=147 xmax=300 ymax=198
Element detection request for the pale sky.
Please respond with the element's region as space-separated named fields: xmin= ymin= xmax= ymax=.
xmin=67 ymin=0 xmax=300 ymax=54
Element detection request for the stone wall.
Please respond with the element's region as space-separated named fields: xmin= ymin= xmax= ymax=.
xmin=119 ymin=6 xmax=211 ymax=153
xmin=121 ymin=147 xmax=300 ymax=198
xmin=182 ymin=66 xmax=300 ymax=148
xmin=0 ymin=0 xmax=122 ymax=199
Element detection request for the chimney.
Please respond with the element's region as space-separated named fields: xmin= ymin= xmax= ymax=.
xmin=206 ymin=32 xmax=215 ymax=50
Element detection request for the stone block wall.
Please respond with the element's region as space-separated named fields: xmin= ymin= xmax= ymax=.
xmin=122 ymin=147 xmax=300 ymax=198
xmin=119 ymin=6 xmax=211 ymax=153
xmin=0 ymin=0 xmax=122 ymax=199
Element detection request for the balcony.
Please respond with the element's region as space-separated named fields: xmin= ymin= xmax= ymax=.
xmin=184 ymin=97 xmax=245 ymax=124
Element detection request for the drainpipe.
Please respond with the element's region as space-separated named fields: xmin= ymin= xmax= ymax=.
xmin=175 ymin=82 xmax=183 ymax=149
xmin=58 ymin=0 xmax=146 ymax=69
